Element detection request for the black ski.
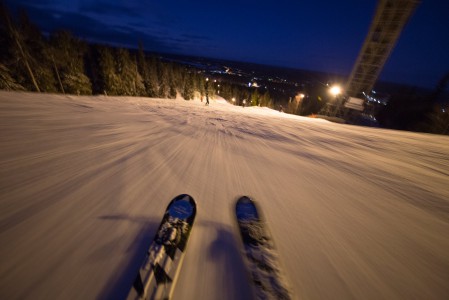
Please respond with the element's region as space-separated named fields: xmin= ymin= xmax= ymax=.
xmin=127 ymin=194 xmax=196 ymax=300
xmin=235 ymin=196 xmax=292 ymax=300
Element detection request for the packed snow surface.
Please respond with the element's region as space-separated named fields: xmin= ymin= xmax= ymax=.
xmin=1 ymin=91 xmax=449 ymax=299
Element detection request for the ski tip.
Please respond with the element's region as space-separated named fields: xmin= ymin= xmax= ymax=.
xmin=173 ymin=193 xmax=196 ymax=204
xmin=172 ymin=194 xmax=197 ymax=209
xmin=236 ymin=195 xmax=253 ymax=205
xmin=235 ymin=196 xmax=259 ymax=220
xmin=168 ymin=194 xmax=197 ymax=221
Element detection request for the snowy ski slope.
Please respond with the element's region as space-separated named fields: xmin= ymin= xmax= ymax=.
xmin=1 ymin=91 xmax=449 ymax=299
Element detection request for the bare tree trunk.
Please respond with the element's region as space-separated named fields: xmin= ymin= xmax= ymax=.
xmin=1 ymin=3 xmax=40 ymax=92
xmin=12 ymin=29 xmax=40 ymax=92
xmin=52 ymin=55 xmax=64 ymax=94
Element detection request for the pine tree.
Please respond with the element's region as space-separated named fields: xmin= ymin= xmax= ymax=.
xmin=417 ymin=105 xmax=449 ymax=135
xmin=240 ymin=89 xmax=250 ymax=106
xmin=198 ymin=75 xmax=206 ymax=101
xmin=158 ymin=62 xmax=170 ymax=98
xmin=17 ymin=9 xmax=56 ymax=92
xmin=146 ymin=56 xmax=159 ymax=97
xmin=0 ymin=4 xmax=23 ymax=90
xmin=115 ymin=48 xmax=132 ymax=95
xmin=182 ymin=72 xmax=195 ymax=100
xmin=219 ymin=82 xmax=232 ymax=101
xmin=50 ymin=30 xmax=92 ymax=95
xmin=260 ymin=91 xmax=273 ymax=108
xmin=167 ymin=63 xmax=177 ymax=99
xmin=0 ymin=62 xmax=24 ymax=90
xmin=192 ymin=71 xmax=200 ymax=98
xmin=250 ymin=89 xmax=260 ymax=106
xmin=97 ymin=46 xmax=120 ymax=95
xmin=137 ymin=42 xmax=151 ymax=96
xmin=135 ymin=65 xmax=146 ymax=96
xmin=0 ymin=4 xmax=40 ymax=92
xmin=418 ymin=73 xmax=449 ymax=134
xmin=85 ymin=44 xmax=103 ymax=94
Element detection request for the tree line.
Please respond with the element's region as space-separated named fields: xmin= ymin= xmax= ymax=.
xmin=0 ymin=3 xmax=274 ymax=107
xmin=0 ymin=4 xmax=201 ymax=99
xmin=374 ymin=73 xmax=449 ymax=135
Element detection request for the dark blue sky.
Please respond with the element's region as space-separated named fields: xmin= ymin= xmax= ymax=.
xmin=6 ymin=0 xmax=449 ymax=89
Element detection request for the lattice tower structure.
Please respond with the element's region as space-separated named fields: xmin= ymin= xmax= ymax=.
xmin=345 ymin=0 xmax=420 ymax=97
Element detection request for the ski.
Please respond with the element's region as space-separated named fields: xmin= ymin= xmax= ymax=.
xmin=235 ymin=196 xmax=292 ymax=300
xmin=127 ymin=194 xmax=196 ymax=300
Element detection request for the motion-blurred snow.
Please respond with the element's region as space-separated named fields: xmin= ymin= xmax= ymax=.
xmin=1 ymin=91 xmax=449 ymax=299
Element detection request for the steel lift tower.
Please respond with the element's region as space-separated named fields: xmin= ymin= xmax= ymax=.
xmin=345 ymin=0 xmax=420 ymax=98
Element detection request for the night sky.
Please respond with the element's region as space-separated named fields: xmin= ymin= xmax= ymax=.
xmin=5 ymin=0 xmax=449 ymax=89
